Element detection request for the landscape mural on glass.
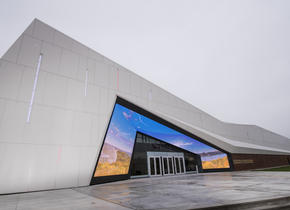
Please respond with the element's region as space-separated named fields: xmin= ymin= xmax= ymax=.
xmin=94 ymin=104 xmax=230 ymax=177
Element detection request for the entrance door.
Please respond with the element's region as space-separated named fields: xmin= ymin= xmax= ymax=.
xmin=149 ymin=155 xmax=185 ymax=176
xmin=168 ymin=157 xmax=174 ymax=175
xmin=147 ymin=152 xmax=186 ymax=177
xmin=162 ymin=156 xmax=174 ymax=175
xmin=174 ymin=156 xmax=186 ymax=175
xmin=148 ymin=156 xmax=162 ymax=176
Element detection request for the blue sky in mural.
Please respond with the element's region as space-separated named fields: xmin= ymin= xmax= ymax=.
xmin=105 ymin=104 xmax=226 ymax=160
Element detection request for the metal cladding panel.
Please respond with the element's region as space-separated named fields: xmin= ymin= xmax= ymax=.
xmin=0 ymin=18 xmax=289 ymax=193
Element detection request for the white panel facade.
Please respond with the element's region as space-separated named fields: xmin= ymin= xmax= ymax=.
xmin=0 ymin=19 xmax=290 ymax=194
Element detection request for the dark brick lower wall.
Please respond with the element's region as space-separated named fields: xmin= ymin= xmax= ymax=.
xmin=231 ymin=154 xmax=290 ymax=171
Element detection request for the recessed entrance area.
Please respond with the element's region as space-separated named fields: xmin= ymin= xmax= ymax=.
xmin=130 ymin=132 xmax=200 ymax=178
xmin=91 ymin=99 xmax=231 ymax=185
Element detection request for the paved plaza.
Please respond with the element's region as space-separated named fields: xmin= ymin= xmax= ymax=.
xmin=1 ymin=171 xmax=290 ymax=209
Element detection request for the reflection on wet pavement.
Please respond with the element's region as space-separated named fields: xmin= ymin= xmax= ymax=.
xmin=1 ymin=171 xmax=290 ymax=210
xmin=75 ymin=171 xmax=290 ymax=209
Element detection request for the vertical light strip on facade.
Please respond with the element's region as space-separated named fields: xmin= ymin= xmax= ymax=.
xmin=148 ymin=89 xmax=152 ymax=101
xmin=85 ymin=69 xmax=88 ymax=96
xmin=26 ymin=53 xmax=43 ymax=123
xmin=117 ymin=69 xmax=119 ymax=91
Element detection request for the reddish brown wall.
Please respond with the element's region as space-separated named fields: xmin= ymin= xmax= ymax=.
xmin=231 ymin=154 xmax=290 ymax=171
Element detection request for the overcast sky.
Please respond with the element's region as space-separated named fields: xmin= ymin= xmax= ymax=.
xmin=1 ymin=0 xmax=290 ymax=138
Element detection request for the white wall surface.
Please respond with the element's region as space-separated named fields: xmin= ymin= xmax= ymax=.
xmin=0 ymin=19 xmax=290 ymax=194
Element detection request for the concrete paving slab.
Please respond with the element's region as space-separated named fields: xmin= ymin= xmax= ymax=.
xmin=0 ymin=189 xmax=131 ymax=210
xmin=76 ymin=171 xmax=290 ymax=209
xmin=1 ymin=171 xmax=290 ymax=209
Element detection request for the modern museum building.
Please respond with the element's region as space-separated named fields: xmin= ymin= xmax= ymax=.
xmin=1 ymin=19 xmax=290 ymax=194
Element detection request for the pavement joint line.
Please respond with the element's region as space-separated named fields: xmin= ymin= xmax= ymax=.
xmin=192 ymin=195 xmax=290 ymax=210
xmin=3 ymin=171 xmax=290 ymax=209
xmin=73 ymin=188 xmax=136 ymax=210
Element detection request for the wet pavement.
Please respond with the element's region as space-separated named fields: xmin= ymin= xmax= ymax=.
xmin=1 ymin=171 xmax=290 ymax=209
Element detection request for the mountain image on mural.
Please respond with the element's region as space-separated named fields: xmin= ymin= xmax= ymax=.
xmin=198 ymin=151 xmax=229 ymax=169
xmin=199 ymin=151 xmax=224 ymax=158
xmin=94 ymin=103 xmax=230 ymax=178
xmin=202 ymin=155 xmax=229 ymax=169
xmin=94 ymin=143 xmax=131 ymax=177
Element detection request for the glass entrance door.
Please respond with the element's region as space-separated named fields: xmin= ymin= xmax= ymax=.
xmin=174 ymin=156 xmax=186 ymax=175
xmin=162 ymin=156 xmax=174 ymax=175
xmin=148 ymin=156 xmax=162 ymax=176
xmin=168 ymin=157 xmax=174 ymax=174
xmin=148 ymin=154 xmax=185 ymax=176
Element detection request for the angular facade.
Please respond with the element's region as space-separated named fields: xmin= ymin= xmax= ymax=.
xmin=0 ymin=19 xmax=290 ymax=194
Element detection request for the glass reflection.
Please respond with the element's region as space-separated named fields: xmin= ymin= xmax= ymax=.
xmin=94 ymin=103 xmax=230 ymax=177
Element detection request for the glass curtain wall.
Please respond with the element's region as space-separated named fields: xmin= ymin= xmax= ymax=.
xmin=93 ymin=102 xmax=230 ymax=178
